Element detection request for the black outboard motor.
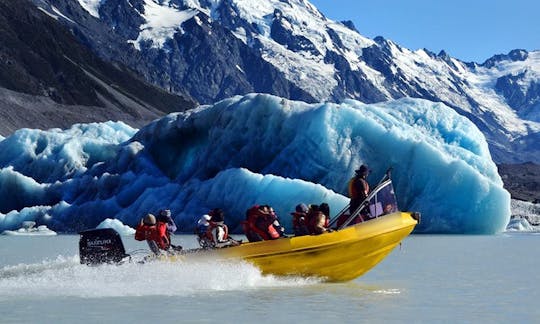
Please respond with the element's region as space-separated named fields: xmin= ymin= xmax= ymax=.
xmin=79 ymin=228 xmax=130 ymax=265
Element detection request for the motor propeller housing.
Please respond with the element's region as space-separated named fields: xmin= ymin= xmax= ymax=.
xmin=79 ymin=228 xmax=130 ymax=265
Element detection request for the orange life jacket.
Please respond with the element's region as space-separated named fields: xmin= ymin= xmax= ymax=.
xmin=135 ymin=222 xmax=169 ymax=250
xmin=348 ymin=176 xmax=369 ymax=199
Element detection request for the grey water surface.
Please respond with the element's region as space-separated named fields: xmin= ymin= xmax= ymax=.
xmin=1 ymin=233 xmax=538 ymax=323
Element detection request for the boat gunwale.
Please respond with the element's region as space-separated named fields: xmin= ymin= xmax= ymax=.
xmin=208 ymin=211 xmax=417 ymax=259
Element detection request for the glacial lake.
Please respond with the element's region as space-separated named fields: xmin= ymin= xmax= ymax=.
xmin=1 ymin=233 xmax=538 ymax=323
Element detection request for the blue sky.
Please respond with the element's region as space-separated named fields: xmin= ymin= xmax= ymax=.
xmin=309 ymin=0 xmax=539 ymax=63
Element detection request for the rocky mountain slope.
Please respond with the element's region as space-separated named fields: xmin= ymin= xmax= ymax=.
xmin=498 ymin=162 xmax=540 ymax=203
xmin=0 ymin=0 xmax=196 ymax=135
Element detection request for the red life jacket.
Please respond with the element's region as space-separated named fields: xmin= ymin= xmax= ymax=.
xmin=243 ymin=206 xmax=279 ymax=240
xmin=135 ymin=222 xmax=169 ymax=250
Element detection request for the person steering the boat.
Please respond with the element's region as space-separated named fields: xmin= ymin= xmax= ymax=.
xmin=348 ymin=165 xmax=371 ymax=216
xmin=208 ymin=208 xmax=241 ymax=248
xmin=135 ymin=213 xmax=170 ymax=255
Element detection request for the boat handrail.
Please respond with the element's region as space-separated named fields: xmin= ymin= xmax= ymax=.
xmin=328 ymin=204 xmax=351 ymax=228
xmin=329 ymin=168 xmax=394 ymax=229
xmin=336 ymin=179 xmax=393 ymax=229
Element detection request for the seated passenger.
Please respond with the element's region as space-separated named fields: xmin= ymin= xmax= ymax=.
xmin=243 ymin=205 xmax=265 ymax=242
xmin=195 ymin=212 xmax=212 ymax=248
xmin=157 ymin=209 xmax=182 ymax=251
xmin=319 ymin=203 xmax=330 ymax=226
xmin=157 ymin=209 xmax=177 ymax=233
xmin=135 ymin=213 xmax=170 ymax=255
xmin=307 ymin=204 xmax=332 ymax=235
xmin=291 ymin=203 xmax=310 ymax=236
xmin=196 ymin=213 xmax=211 ymax=236
xmin=243 ymin=205 xmax=280 ymax=242
xmin=207 ymin=209 xmax=241 ymax=248
xmin=383 ymin=203 xmax=396 ymax=215
xmin=267 ymin=205 xmax=287 ymax=237
xmin=256 ymin=205 xmax=281 ymax=240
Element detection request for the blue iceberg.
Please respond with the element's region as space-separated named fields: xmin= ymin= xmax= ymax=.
xmin=0 ymin=94 xmax=510 ymax=234
xmin=1 ymin=221 xmax=57 ymax=236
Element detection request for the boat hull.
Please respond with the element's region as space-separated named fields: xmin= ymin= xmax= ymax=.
xmin=174 ymin=211 xmax=417 ymax=282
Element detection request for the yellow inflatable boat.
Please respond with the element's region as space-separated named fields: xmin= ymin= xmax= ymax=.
xmin=79 ymin=172 xmax=418 ymax=282
xmin=175 ymin=211 xmax=418 ymax=282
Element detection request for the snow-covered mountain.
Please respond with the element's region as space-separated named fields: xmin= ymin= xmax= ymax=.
xmin=22 ymin=0 xmax=540 ymax=163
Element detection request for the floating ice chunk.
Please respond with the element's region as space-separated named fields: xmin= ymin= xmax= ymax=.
xmin=96 ymin=218 xmax=136 ymax=236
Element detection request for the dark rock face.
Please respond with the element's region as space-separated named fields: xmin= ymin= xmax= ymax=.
xmin=99 ymin=0 xmax=146 ymax=40
xmin=45 ymin=0 xmax=316 ymax=105
xmin=323 ymin=49 xmax=387 ymax=103
xmin=160 ymin=13 xmax=316 ymax=104
xmin=340 ymin=20 xmax=357 ymax=32
xmin=482 ymin=49 xmax=528 ymax=68
xmin=495 ymin=72 xmax=540 ymax=120
xmin=362 ymin=44 xmax=396 ymax=82
xmin=0 ymin=0 xmax=196 ymax=134
xmin=270 ymin=9 xmax=320 ymax=56
xmin=498 ymin=163 xmax=540 ymax=203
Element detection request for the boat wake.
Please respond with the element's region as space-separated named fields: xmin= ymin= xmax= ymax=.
xmin=0 ymin=255 xmax=321 ymax=299
xmin=0 ymin=255 xmax=79 ymax=279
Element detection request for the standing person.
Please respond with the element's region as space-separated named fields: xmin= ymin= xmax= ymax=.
xmin=157 ymin=209 xmax=182 ymax=251
xmin=348 ymin=165 xmax=370 ymax=216
xmin=135 ymin=213 xmax=170 ymax=255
